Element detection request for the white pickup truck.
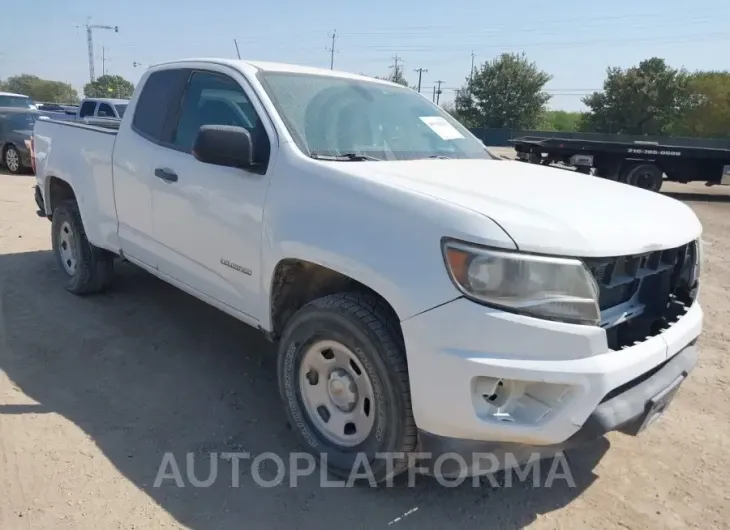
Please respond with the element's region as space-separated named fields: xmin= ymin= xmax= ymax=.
xmin=32 ymin=58 xmax=703 ymax=482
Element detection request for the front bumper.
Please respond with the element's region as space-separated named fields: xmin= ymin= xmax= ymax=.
xmin=401 ymin=297 xmax=702 ymax=449
xmin=417 ymin=343 xmax=696 ymax=477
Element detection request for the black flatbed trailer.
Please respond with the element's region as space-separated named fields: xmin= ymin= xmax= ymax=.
xmin=510 ymin=135 xmax=730 ymax=192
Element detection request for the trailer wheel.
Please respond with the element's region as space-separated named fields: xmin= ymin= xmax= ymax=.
xmin=623 ymin=163 xmax=663 ymax=192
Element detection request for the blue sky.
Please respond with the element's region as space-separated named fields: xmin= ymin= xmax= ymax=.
xmin=2 ymin=0 xmax=728 ymax=110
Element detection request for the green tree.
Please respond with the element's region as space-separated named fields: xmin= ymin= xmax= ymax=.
xmin=375 ymin=64 xmax=410 ymax=87
xmin=539 ymin=110 xmax=581 ymax=132
xmin=579 ymin=58 xmax=693 ymax=135
xmin=454 ymin=52 xmax=552 ymax=129
xmin=83 ymin=75 xmax=135 ymax=99
xmin=0 ymin=74 xmax=79 ymax=103
xmin=441 ymin=100 xmax=471 ymax=126
xmin=671 ymin=71 xmax=730 ymax=138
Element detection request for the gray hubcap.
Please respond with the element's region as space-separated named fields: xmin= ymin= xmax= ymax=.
xmin=299 ymin=340 xmax=375 ymax=447
xmin=58 ymin=221 xmax=78 ymax=275
xmin=5 ymin=148 xmax=19 ymax=172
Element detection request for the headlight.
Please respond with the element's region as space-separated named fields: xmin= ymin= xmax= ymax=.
xmin=442 ymin=240 xmax=600 ymax=325
xmin=692 ymin=238 xmax=701 ymax=285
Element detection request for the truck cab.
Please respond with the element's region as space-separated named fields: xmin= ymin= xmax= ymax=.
xmin=77 ymin=97 xmax=128 ymax=120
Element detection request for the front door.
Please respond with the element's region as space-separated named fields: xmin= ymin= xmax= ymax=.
xmin=150 ymin=68 xmax=275 ymax=322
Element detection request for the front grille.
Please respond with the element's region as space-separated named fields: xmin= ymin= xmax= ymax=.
xmin=583 ymin=241 xmax=698 ymax=349
xmin=583 ymin=241 xmax=697 ymax=317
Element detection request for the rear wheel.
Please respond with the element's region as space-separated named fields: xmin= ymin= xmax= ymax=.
xmin=51 ymin=200 xmax=114 ymax=294
xmin=622 ymin=163 xmax=663 ymax=192
xmin=3 ymin=145 xmax=22 ymax=174
xmin=277 ymin=292 xmax=417 ymax=483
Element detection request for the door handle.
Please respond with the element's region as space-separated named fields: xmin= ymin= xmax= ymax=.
xmin=154 ymin=167 xmax=178 ymax=182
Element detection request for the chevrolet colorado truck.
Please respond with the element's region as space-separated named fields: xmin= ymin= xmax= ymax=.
xmin=32 ymin=58 xmax=703 ymax=481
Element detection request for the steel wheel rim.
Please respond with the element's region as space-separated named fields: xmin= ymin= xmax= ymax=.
xmin=5 ymin=148 xmax=19 ymax=172
xmin=299 ymin=339 xmax=376 ymax=447
xmin=58 ymin=221 xmax=78 ymax=275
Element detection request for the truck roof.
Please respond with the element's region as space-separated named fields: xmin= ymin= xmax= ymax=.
xmin=0 ymin=91 xmax=31 ymax=97
xmin=81 ymin=97 xmax=129 ymax=104
xmin=150 ymin=58 xmax=397 ymax=85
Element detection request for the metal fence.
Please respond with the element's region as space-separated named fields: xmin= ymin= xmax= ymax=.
xmin=469 ymin=127 xmax=730 ymax=150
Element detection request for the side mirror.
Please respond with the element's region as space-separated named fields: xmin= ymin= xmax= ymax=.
xmin=192 ymin=125 xmax=254 ymax=169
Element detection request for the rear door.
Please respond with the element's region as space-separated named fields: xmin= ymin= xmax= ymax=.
xmin=97 ymin=102 xmax=115 ymax=118
xmin=111 ymin=68 xmax=190 ymax=268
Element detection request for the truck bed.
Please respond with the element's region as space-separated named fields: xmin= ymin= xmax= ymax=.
xmin=33 ymin=118 xmax=119 ymax=251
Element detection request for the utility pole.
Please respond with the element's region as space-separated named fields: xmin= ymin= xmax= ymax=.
xmin=390 ymin=54 xmax=402 ymax=78
xmin=326 ymin=30 xmax=337 ymax=69
xmin=432 ymin=85 xmax=436 ymax=102
xmin=435 ymin=80 xmax=444 ymax=104
xmin=470 ymin=50 xmax=476 ymax=82
xmin=81 ymin=19 xmax=119 ymax=82
xmin=414 ymin=67 xmax=427 ymax=92
xmin=102 ymin=47 xmax=107 ymax=76
xmin=234 ymin=39 xmax=241 ymax=59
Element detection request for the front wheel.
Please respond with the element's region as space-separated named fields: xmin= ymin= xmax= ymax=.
xmin=277 ymin=292 xmax=417 ymax=483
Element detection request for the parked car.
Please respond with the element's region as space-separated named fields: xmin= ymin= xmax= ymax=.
xmin=32 ymin=59 xmax=703 ymax=482
xmin=1 ymin=108 xmax=47 ymax=173
xmin=0 ymin=91 xmax=37 ymax=110
xmin=36 ymin=102 xmax=65 ymax=112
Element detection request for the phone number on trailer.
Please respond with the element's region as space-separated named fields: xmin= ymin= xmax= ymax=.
xmin=627 ymin=148 xmax=682 ymax=156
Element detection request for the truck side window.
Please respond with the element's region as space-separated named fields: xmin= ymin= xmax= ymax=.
xmin=172 ymin=71 xmax=270 ymax=164
xmin=132 ymin=69 xmax=190 ymax=143
xmin=79 ymin=101 xmax=96 ymax=117
xmin=97 ymin=103 xmax=114 ymax=117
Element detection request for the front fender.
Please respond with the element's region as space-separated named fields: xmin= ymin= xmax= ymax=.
xmin=259 ymin=157 xmax=516 ymax=327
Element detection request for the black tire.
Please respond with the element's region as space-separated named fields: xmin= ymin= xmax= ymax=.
xmin=51 ymin=199 xmax=114 ymax=294
xmin=622 ymin=163 xmax=663 ymax=192
xmin=3 ymin=144 xmax=23 ymax=174
xmin=278 ymin=291 xmax=417 ymax=483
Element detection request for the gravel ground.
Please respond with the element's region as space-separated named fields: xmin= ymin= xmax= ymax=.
xmin=1 ymin=169 xmax=728 ymax=529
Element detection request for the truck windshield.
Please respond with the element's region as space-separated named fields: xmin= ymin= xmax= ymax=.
xmin=0 ymin=95 xmax=34 ymax=109
xmin=257 ymin=72 xmax=493 ymax=161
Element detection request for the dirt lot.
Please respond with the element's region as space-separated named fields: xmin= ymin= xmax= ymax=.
xmin=1 ymin=169 xmax=728 ymax=530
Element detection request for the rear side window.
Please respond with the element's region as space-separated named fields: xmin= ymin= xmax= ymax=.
xmin=132 ymin=69 xmax=190 ymax=143
xmin=97 ymin=103 xmax=114 ymax=117
xmin=79 ymin=101 xmax=96 ymax=117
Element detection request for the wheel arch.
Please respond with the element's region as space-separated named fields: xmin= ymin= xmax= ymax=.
xmin=267 ymin=258 xmax=404 ymax=344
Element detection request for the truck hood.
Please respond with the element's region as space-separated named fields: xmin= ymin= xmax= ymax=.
xmin=344 ymin=159 xmax=701 ymax=257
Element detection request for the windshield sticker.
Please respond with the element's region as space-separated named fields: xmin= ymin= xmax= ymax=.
xmin=419 ymin=116 xmax=465 ymax=140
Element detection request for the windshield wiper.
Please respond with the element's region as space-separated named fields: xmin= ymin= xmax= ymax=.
xmin=310 ymin=152 xmax=382 ymax=161
xmin=428 ymin=155 xmax=452 ymax=159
